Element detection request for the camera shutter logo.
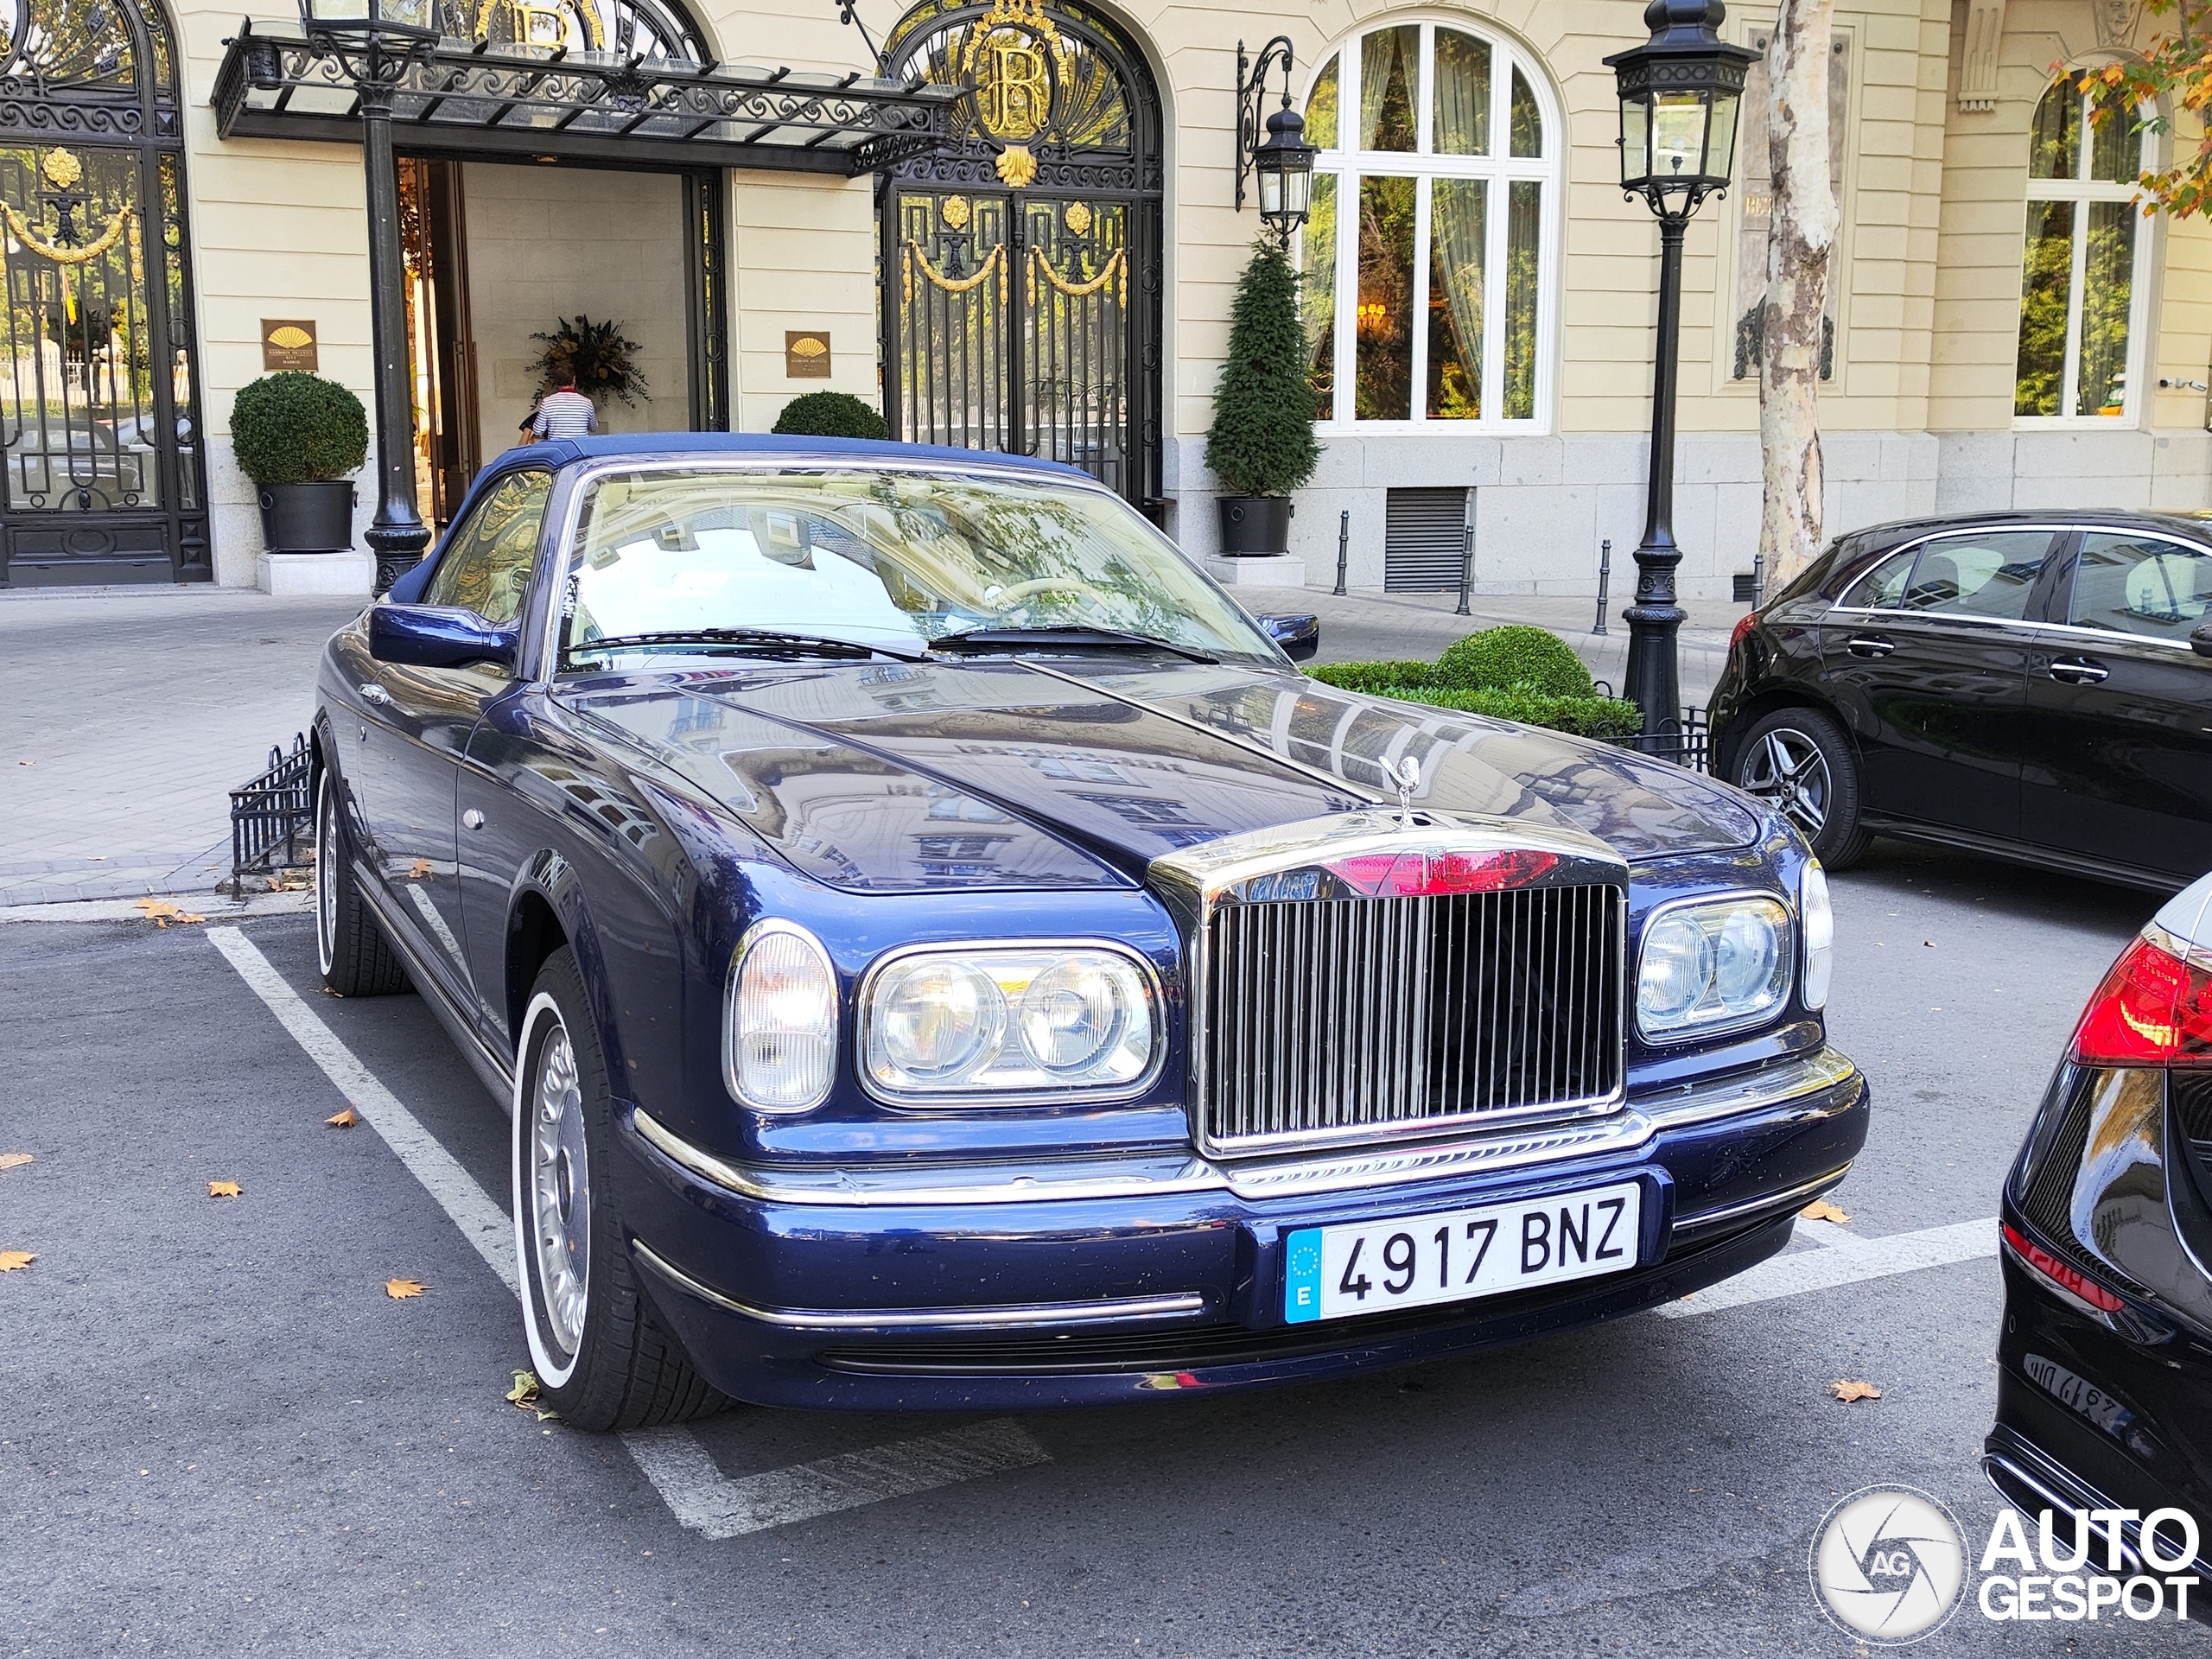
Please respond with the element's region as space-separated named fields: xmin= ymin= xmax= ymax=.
xmin=1810 ymin=1486 xmax=1968 ymax=1643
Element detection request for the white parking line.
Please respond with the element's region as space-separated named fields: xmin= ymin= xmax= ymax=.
xmin=206 ymin=926 xmax=1054 ymax=1537
xmin=1657 ymin=1217 xmax=1996 ymax=1319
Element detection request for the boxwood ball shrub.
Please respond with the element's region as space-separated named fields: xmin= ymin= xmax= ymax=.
xmin=230 ymin=372 xmax=369 ymax=486
xmin=772 ymin=391 xmax=888 ymax=441
xmin=1434 ymin=624 xmax=1596 ymax=698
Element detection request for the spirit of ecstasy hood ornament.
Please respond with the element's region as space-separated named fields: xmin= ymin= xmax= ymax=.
xmin=1389 ymin=754 xmax=1421 ymax=827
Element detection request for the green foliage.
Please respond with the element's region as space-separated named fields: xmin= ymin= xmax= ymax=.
xmin=1373 ymin=686 xmax=1642 ymax=738
xmin=229 ymin=372 xmax=368 ymax=486
xmin=528 ymin=315 xmax=647 ymax=407
xmin=1305 ymin=660 xmax=1436 ymax=694
xmin=1204 ymin=243 xmax=1321 ymax=497
xmin=1434 ymin=625 xmax=1595 ymax=697
xmin=772 ymin=391 xmax=889 ymax=440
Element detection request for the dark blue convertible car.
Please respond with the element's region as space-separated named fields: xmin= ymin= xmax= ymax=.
xmin=315 ymin=435 xmax=1867 ymax=1431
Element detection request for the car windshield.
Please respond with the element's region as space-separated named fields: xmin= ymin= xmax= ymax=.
xmin=555 ymin=466 xmax=1277 ymax=666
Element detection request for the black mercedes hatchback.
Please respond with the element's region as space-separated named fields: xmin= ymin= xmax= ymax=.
xmin=1708 ymin=511 xmax=2212 ymax=892
xmin=1986 ymin=872 xmax=2212 ymax=1591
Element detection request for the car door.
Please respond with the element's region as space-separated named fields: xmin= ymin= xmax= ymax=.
xmin=1816 ymin=527 xmax=2062 ymax=841
xmin=2021 ymin=527 xmax=2212 ymax=882
xmin=360 ymin=467 xmax=554 ymax=1013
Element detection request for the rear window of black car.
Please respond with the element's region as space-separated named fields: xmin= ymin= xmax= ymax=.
xmin=1837 ymin=531 xmax=2051 ymax=620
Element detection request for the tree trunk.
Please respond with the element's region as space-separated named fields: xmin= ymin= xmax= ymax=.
xmin=1758 ymin=0 xmax=1839 ymax=595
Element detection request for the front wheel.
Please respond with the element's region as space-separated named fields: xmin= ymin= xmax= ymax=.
xmin=315 ymin=763 xmax=409 ymax=996
xmin=513 ymin=947 xmax=726 ymax=1433
xmin=1728 ymin=707 xmax=1872 ymax=869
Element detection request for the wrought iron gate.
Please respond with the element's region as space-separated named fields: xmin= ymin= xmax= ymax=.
xmin=0 ymin=0 xmax=206 ymax=586
xmin=881 ymin=0 xmax=1160 ymax=511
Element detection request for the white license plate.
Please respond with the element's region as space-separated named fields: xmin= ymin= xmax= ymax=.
xmin=1283 ymin=1179 xmax=1643 ymax=1324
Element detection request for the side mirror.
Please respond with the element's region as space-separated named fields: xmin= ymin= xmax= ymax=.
xmin=2194 ymin=621 xmax=2212 ymax=659
xmin=1259 ymin=612 xmax=1320 ymax=663
xmin=369 ymin=605 xmax=518 ymax=671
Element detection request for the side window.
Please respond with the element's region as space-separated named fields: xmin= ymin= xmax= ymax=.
xmin=423 ymin=470 xmax=554 ymax=627
xmin=2069 ymin=532 xmax=2212 ymax=644
xmin=1839 ymin=549 xmax=1916 ymax=610
xmin=1894 ymin=531 xmax=2051 ymax=621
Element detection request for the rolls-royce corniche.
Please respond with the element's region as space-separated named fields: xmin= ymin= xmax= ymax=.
xmin=314 ymin=435 xmax=1868 ymax=1431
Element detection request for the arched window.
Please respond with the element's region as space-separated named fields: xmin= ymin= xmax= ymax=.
xmin=1301 ymin=19 xmax=1556 ymax=428
xmin=2014 ymin=76 xmax=2152 ymax=421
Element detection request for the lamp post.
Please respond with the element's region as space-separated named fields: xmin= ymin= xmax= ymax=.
xmin=1236 ymin=38 xmax=1316 ymax=248
xmin=1603 ymin=0 xmax=1758 ymax=747
xmin=298 ymin=0 xmax=440 ymax=594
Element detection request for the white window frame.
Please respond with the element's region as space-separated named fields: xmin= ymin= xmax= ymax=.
xmin=1301 ymin=17 xmax=1560 ymax=434
xmin=2014 ymin=79 xmax=2157 ymax=427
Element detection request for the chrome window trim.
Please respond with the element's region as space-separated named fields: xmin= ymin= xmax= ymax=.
xmin=632 ymin=1239 xmax=1209 ymax=1329
xmin=1635 ymin=887 xmax=1798 ymax=1045
xmin=851 ymin=937 xmax=1168 ymax=1109
xmin=2046 ymin=525 xmax=2212 ymax=645
xmin=723 ymin=916 xmax=840 ymax=1114
xmin=1827 ymin=523 xmax=2077 ymax=621
xmin=629 ymin=1046 xmax=1862 ymax=1205
xmin=2031 ymin=619 xmax=2205 ymax=653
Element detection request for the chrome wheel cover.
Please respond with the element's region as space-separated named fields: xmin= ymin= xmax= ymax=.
xmin=529 ymin=1020 xmax=591 ymax=1357
xmin=315 ymin=779 xmax=338 ymax=972
xmin=1738 ymin=727 xmax=1832 ymax=842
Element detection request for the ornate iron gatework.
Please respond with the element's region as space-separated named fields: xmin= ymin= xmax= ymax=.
xmin=1 ymin=0 xmax=208 ymax=586
xmin=213 ymin=0 xmax=960 ymax=175
xmin=880 ymin=0 xmax=1162 ymax=512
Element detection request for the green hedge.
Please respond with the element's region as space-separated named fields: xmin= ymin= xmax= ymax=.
xmin=1306 ymin=626 xmax=1635 ymax=739
xmin=231 ymin=372 xmax=368 ymax=486
xmin=772 ymin=391 xmax=888 ymax=440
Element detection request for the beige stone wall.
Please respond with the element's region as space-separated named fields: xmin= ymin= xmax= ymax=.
xmin=728 ymin=173 xmax=882 ymax=433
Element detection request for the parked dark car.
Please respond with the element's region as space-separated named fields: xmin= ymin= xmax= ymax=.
xmin=1709 ymin=511 xmax=2212 ymax=891
xmin=315 ymin=434 xmax=1866 ymax=1432
xmin=1986 ymin=871 xmax=2212 ymax=1594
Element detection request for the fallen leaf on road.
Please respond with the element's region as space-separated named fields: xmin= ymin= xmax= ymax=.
xmin=268 ymin=870 xmax=312 ymax=893
xmin=385 ymin=1279 xmax=427 ymax=1300
xmin=326 ymin=1109 xmax=359 ymax=1128
xmin=135 ymin=898 xmax=206 ymax=928
xmin=0 ymin=1251 xmax=35 ymax=1271
xmin=1829 ymin=1379 xmax=1883 ymax=1404
xmin=0 ymin=1153 xmax=31 ymax=1172
xmin=507 ymin=1370 xmax=558 ymax=1419
xmin=16 ymin=759 xmax=31 ymax=766
xmin=1923 ymin=940 xmax=1936 ymax=948
xmin=409 ymin=858 xmax=432 ymax=880
xmin=207 ymin=1180 xmax=242 ymax=1198
xmin=1801 ymin=1199 xmax=1851 ymax=1225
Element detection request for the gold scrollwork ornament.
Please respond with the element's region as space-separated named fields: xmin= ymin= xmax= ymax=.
xmin=940 ymin=194 xmax=971 ymax=231
xmin=993 ymin=144 xmax=1038 ymax=188
xmin=41 ymin=149 xmax=84 ymax=190
xmin=1064 ymin=200 xmax=1092 ymax=236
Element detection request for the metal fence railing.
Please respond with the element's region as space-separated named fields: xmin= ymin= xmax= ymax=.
xmin=229 ymin=732 xmax=315 ymax=891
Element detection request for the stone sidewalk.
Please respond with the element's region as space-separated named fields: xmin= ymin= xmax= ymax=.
xmin=0 ymin=579 xmax=1747 ymax=905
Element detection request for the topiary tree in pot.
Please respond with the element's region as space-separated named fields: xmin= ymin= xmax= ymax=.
xmin=231 ymin=372 xmax=370 ymax=554
xmin=772 ymin=391 xmax=889 ymax=440
xmin=1205 ymin=241 xmax=1321 ymax=555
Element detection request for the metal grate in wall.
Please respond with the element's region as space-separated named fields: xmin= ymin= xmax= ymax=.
xmin=1383 ymin=487 xmax=1471 ymax=592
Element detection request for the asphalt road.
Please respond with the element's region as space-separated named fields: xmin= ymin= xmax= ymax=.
xmin=3 ymin=838 xmax=2205 ymax=1657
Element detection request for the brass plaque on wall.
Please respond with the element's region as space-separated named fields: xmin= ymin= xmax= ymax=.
xmin=785 ymin=331 xmax=831 ymax=378
xmin=261 ymin=320 xmax=320 ymax=372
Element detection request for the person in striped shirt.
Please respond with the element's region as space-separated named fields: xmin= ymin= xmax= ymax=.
xmin=523 ymin=364 xmax=599 ymax=442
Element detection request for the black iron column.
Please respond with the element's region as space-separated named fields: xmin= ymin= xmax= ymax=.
xmin=358 ymin=67 xmax=429 ymax=595
xmin=1623 ymin=210 xmax=1688 ymax=744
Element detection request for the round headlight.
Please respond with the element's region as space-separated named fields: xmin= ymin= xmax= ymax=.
xmin=1714 ymin=905 xmax=1782 ymax=1011
xmin=1017 ymin=960 xmax=1129 ymax=1074
xmin=872 ymin=958 xmax=1002 ymax=1083
xmin=1638 ymin=912 xmax=1713 ymax=1024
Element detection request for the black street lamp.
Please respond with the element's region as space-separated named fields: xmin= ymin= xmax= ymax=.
xmin=1603 ymin=0 xmax=1758 ymax=747
xmin=1236 ymin=38 xmax=1315 ymax=248
xmin=297 ymin=0 xmax=441 ymax=594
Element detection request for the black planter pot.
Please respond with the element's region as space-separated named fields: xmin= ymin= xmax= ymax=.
xmin=257 ymin=480 xmax=357 ymax=554
xmin=1216 ymin=495 xmax=1292 ymax=556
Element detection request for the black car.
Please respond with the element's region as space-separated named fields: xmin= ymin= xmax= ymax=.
xmin=1709 ymin=511 xmax=2212 ymax=891
xmin=1986 ymin=872 xmax=2212 ymax=1594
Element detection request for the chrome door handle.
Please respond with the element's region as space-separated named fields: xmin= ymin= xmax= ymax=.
xmin=2048 ymin=658 xmax=2108 ymax=685
xmin=357 ymin=683 xmax=391 ymax=706
xmin=1845 ymin=634 xmax=1895 ymax=658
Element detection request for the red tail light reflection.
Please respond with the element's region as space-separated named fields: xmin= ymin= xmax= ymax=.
xmin=2071 ymin=933 xmax=2212 ymax=1067
xmin=1325 ymin=848 xmax=1560 ymax=898
xmin=2000 ymin=1223 xmax=2128 ymax=1313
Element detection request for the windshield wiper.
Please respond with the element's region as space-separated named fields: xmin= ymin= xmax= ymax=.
xmin=566 ymin=628 xmax=927 ymax=664
xmin=930 ymin=626 xmax=1217 ymax=665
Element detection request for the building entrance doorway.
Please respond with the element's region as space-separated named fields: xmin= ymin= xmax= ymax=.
xmin=0 ymin=0 xmax=207 ymax=587
xmin=397 ymin=156 xmax=727 ymax=527
xmin=880 ymin=0 xmax=1162 ymax=512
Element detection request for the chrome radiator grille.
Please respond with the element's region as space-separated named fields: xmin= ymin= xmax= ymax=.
xmin=1197 ymin=884 xmax=1625 ymax=1153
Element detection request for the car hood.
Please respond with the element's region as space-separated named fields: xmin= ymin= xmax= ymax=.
xmin=564 ymin=658 xmax=1764 ymax=892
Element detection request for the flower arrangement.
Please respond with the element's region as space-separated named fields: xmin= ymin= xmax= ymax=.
xmin=527 ymin=315 xmax=647 ymax=407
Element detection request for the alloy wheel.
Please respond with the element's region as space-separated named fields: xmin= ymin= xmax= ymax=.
xmin=1739 ymin=727 xmax=1831 ymax=842
xmin=315 ymin=777 xmax=339 ymax=976
xmin=529 ymin=1019 xmax=592 ymax=1358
